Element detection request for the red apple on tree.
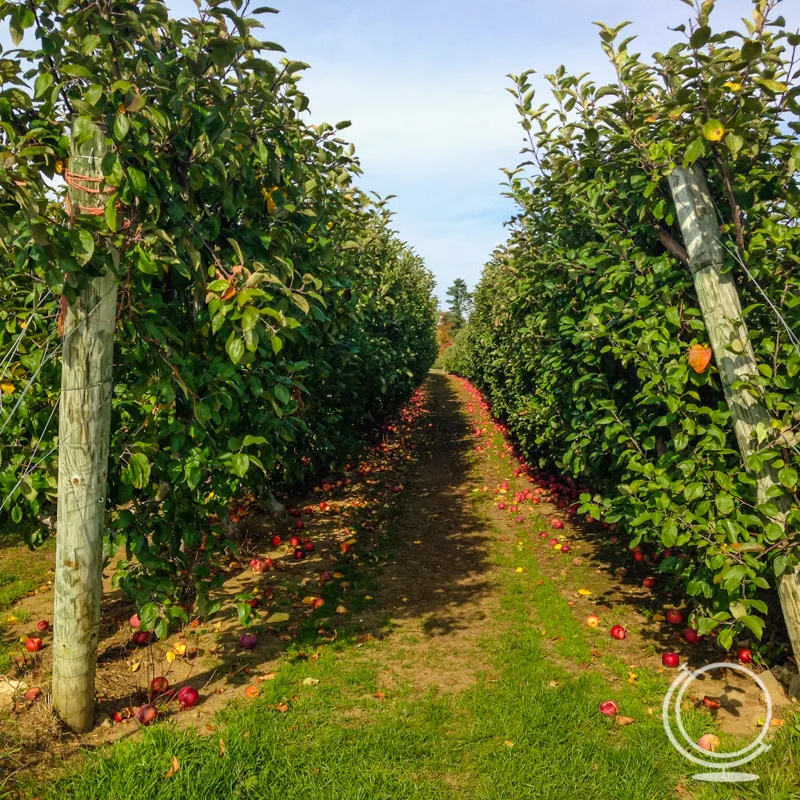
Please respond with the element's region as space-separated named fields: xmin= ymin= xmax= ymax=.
xmin=683 ymin=628 xmax=701 ymax=644
xmin=738 ymin=648 xmax=753 ymax=663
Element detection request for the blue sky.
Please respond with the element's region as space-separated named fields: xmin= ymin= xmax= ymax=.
xmin=4 ymin=1 xmax=798 ymax=305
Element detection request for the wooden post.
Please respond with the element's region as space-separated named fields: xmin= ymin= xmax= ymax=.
xmin=51 ymin=121 xmax=117 ymax=732
xmin=668 ymin=164 xmax=800 ymax=671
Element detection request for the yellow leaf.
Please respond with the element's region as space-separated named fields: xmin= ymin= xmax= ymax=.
xmin=628 ymin=671 xmax=638 ymax=684
xmin=0 ymin=383 xmax=15 ymax=395
xmin=301 ymin=596 xmax=317 ymax=606
xmin=18 ymin=635 xmax=27 ymax=644
xmin=335 ymin=605 xmax=348 ymax=614
xmin=504 ymin=740 xmax=514 ymax=748
xmin=703 ymin=122 xmax=725 ymax=143
xmin=266 ymin=612 xmax=290 ymax=624
xmin=363 ymin=595 xmax=373 ymax=601
xmin=652 ymin=612 xmax=666 ymax=622
xmin=164 ymin=756 xmax=180 ymax=779
xmin=7 ymin=616 xmax=17 ymax=624
xmin=578 ymin=589 xmax=592 ymax=596
xmin=219 ymin=738 xmax=227 ymax=757
xmin=173 ymin=642 xmax=187 ymax=656
xmin=616 ymin=716 xmax=636 ymax=726
xmin=302 ymin=677 xmax=319 ymax=686
xmin=130 ymin=660 xmax=141 ymax=672
xmin=723 ymin=81 xmax=743 ymax=92
xmin=166 ymin=651 xmax=176 ymax=663
xmin=515 ymin=567 xmax=524 ymax=573
xmin=333 ymin=572 xmax=345 ymax=579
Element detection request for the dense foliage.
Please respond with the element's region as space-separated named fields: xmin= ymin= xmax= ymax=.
xmin=446 ymin=0 xmax=800 ymax=649
xmin=0 ymin=0 xmax=436 ymax=634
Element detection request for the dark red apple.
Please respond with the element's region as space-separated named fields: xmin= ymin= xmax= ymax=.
xmin=294 ymin=547 xmax=306 ymax=559
xmin=132 ymin=630 xmax=153 ymax=647
xmin=304 ymin=541 xmax=314 ymax=552
xmin=239 ymin=633 xmax=258 ymax=650
xmin=151 ymin=676 xmax=170 ymax=694
xmin=610 ymin=625 xmax=626 ymax=640
xmin=36 ymin=620 xmax=49 ymax=632
xmin=551 ymin=519 xmax=564 ymax=529
xmin=683 ymin=628 xmax=701 ymax=644
xmin=177 ymin=686 xmax=199 ymax=709
xmin=642 ymin=577 xmax=656 ymax=589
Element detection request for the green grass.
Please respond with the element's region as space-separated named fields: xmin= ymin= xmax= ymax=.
xmin=0 ymin=523 xmax=55 ymax=672
xmin=19 ymin=390 xmax=800 ymax=799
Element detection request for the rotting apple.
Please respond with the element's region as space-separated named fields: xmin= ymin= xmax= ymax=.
xmin=135 ymin=704 xmax=158 ymax=726
xmin=151 ymin=676 xmax=170 ymax=694
xmin=599 ymin=700 xmax=618 ymax=717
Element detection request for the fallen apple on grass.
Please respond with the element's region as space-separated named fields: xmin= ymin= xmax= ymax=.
xmin=610 ymin=625 xmax=626 ymax=640
xmin=599 ymin=700 xmax=618 ymax=717
xmin=551 ymin=519 xmax=564 ymax=530
xmin=698 ymin=733 xmax=720 ymax=752
xmin=271 ymin=535 xmax=282 ymax=548
xmin=129 ymin=614 xmax=141 ymax=629
xmin=585 ymin=615 xmax=600 ymax=628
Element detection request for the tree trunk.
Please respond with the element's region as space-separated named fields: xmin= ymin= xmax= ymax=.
xmin=667 ymin=164 xmax=800 ymax=668
xmin=52 ymin=122 xmax=117 ymax=732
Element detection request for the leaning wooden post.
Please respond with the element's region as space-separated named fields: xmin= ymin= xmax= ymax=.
xmin=52 ymin=121 xmax=117 ymax=732
xmin=668 ymin=163 xmax=800 ymax=672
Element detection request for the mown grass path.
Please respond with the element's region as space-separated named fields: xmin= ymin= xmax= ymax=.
xmin=39 ymin=375 xmax=800 ymax=800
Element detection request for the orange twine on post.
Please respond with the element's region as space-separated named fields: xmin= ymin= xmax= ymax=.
xmin=64 ymin=168 xmax=111 ymax=216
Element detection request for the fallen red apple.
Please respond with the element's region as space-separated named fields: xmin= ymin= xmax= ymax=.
xmin=662 ymin=652 xmax=680 ymax=668
xmin=130 ymin=613 xmax=141 ymax=629
xmin=698 ymin=734 xmax=720 ymax=752
xmin=239 ymin=633 xmax=258 ymax=650
xmin=551 ymin=519 xmax=564 ymax=529
xmin=295 ymin=520 xmax=305 ymax=530
xmin=599 ymin=700 xmax=618 ymax=717
xmin=304 ymin=541 xmax=314 ymax=552
xmin=294 ymin=547 xmax=306 ymax=559
xmin=25 ymin=687 xmax=42 ymax=702
xmin=25 ymin=637 xmax=43 ymax=653
xmin=497 ymin=502 xmax=507 ymax=510
xmin=560 ymin=543 xmax=571 ymax=553
xmin=135 ymin=704 xmax=158 ymax=726
xmin=392 ymin=485 xmax=403 ymax=493
xmin=248 ymin=597 xmax=259 ymax=609
xmin=36 ymin=620 xmax=49 ymax=632
xmin=642 ymin=577 xmax=656 ymax=589
xmin=610 ymin=625 xmax=626 ymax=640
xmin=151 ymin=676 xmax=170 ymax=694
xmin=665 ymin=609 xmax=684 ymax=625
xmin=271 ymin=535 xmax=282 ymax=548
xmin=633 ymin=550 xmax=644 ymax=563
xmin=738 ymin=648 xmax=753 ymax=663
xmin=289 ymin=535 xmax=301 ymax=547
xmin=312 ymin=597 xmax=325 ymax=610
xmin=177 ymin=686 xmax=199 ymax=709
xmin=132 ymin=630 xmax=153 ymax=647
xmin=548 ymin=538 xmax=558 ymax=546
xmin=683 ymin=628 xmax=701 ymax=644
xmin=539 ymin=531 xmax=548 ymax=539
xmin=585 ymin=615 xmax=600 ymax=628
xmin=702 ymin=696 xmax=721 ymax=710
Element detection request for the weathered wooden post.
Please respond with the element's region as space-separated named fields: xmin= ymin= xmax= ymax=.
xmin=668 ymin=163 xmax=800 ymax=672
xmin=51 ymin=121 xmax=117 ymax=732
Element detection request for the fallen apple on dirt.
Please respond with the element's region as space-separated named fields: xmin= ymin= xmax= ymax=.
xmin=177 ymin=686 xmax=199 ymax=709
xmin=585 ymin=615 xmax=600 ymax=628
xmin=135 ymin=704 xmax=158 ymax=726
xmin=609 ymin=625 xmax=626 ymax=640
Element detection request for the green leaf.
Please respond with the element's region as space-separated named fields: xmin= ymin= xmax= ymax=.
xmin=241 ymin=306 xmax=259 ymax=331
xmin=715 ymin=494 xmax=734 ymax=515
xmin=123 ymin=452 xmax=151 ymax=489
xmin=127 ymin=167 xmax=146 ymax=196
xmin=226 ymin=336 xmax=245 ymax=364
xmin=34 ymin=73 xmax=54 ymax=100
xmin=104 ymin=193 xmax=119 ymax=232
xmin=740 ymin=614 xmax=765 ymax=639
xmin=778 ymin=467 xmax=797 ymax=490
xmin=70 ymin=229 xmax=95 ymax=265
xmin=229 ymin=454 xmax=250 ymax=477
xmin=717 ymin=628 xmax=734 ymax=650
xmin=755 ymin=78 xmax=787 ymax=93
xmin=684 ymin=138 xmax=705 ymax=165
xmin=274 ymin=384 xmax=291 ymax=404
xmin=114 ymin=112 xmax=130 ymax=141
